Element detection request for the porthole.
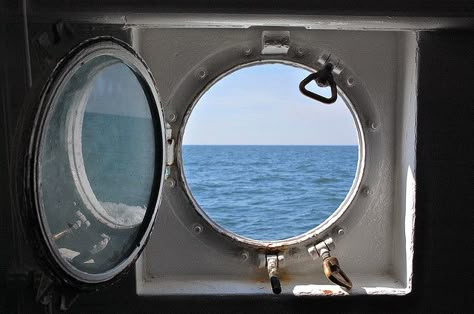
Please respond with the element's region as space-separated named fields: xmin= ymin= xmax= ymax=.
xmin=24 ymin=38 xmax=165 ymax=285
xmin=181 ymin=62 xmax=364 ymax=242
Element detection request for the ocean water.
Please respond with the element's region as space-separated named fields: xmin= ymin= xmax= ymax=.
xmin=80 ymin=113 xmax=358 ymax=240
xmin=82 ymin=112 xmax=155 ymax=226
xmin=182 ymin=145 xmax=358 ymax=241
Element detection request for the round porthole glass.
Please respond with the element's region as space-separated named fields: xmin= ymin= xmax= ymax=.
xmin=34 ymin=39 xmax=164 ymax=283
xmin=182 ymin=63 xmax=363 ymax=242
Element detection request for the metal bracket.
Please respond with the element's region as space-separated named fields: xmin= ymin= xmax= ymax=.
xmin=165 ymin=123 xmax=175 ymax=180
xmin=266 ymin=254 xmax=284 ymax=294
xmin=261 ymin=31 xmax=290 ymax=55
xmin=308 ymin=237 xmax=335 ymax=260
xmin=33 ymin=271 xmax=79 ymax=312
xmin=35 ymin=272 xmax=54 ymax=306
xmin=59 ymin=289 xmax=80 ymax=312
xmin=316 ymin=54 xmax=344 ymax=75
xmin=166 ymin=123 xmax=175 ymax=167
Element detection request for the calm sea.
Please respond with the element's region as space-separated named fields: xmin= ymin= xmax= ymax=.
xmin=81 ymin=113 xmax=358 ymax=240
xmin=182 ymin=145 xmax=358 ymax=240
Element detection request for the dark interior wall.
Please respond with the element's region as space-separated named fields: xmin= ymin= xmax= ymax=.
xmin=0 ymin=12 xmax=135 ymax=313
xmin=412 ymin=30 xmax=473 ymax=312
xmin=1 ymin=6 xmax=473 ymax=313
xmin=24 ymin=0 xmax=474 ymax=16
xmin=0 ymin=5 xmax=28 ymax=313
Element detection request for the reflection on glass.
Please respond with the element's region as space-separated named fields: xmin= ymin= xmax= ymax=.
xmin=81 ymin=63 xmax=154 ymax=227
xmin=40 ymin=56 xmax=156 ymax=274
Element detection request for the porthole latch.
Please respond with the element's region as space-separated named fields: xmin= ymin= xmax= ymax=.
xmin=266 ymin=254 xmax=283 ymax=294
xmin=299 ymin=63 xmax=338 ymax=104
xmin=308 ymin=238 xmax=353 ymax=290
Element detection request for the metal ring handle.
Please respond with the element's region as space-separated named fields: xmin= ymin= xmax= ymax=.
xmin=299 ymin=65 xmax=338 ymax=104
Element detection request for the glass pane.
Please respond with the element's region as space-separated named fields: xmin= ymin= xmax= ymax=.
xmin=183 ymin=64 xmax=359 ymax=241
xmin=40 ymin=55 xmax=156 ymax=274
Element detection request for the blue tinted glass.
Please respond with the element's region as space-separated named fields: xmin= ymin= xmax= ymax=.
xmin=40 ymin=56 xmax=156 ymax=274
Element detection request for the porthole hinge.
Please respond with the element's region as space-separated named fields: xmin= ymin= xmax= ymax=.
xmin=308 ymin=237 xmax=353 ymax=290
xmin=165 ymin=123 xmax=175 ymax=178
xmin=261 ymin=30 xmax=290 ymax=55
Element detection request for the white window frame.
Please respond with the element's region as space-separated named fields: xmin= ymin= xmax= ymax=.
xmin=134 ymin=26 xmax=417 ymax=296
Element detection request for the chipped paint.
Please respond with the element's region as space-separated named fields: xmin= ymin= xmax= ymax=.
xmin=293 ymin=285 xmax=348 ymax=296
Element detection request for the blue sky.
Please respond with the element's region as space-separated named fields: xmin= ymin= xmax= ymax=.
xmin=183 ymin=63 xmax=359 ymax=145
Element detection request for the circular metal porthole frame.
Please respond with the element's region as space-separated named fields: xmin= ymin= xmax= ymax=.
xmin=18 ymin=37 xmax=166 ymax=289
xmin=178 ymin=60 xmax=366 ymax=246
xmin=157 ymin=36 xmax=381 ymax=263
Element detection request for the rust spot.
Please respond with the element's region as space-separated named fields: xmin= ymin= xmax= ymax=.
xmin=253 ymin=269 xmax=290 ymax=284
xmin=322 ymin=289 xmax=333 ymax=295
xmin=254 ymin=271 xmax=268 ymax=284
xmin=261 ymin=246 xmax=287 ymax=254
xmin=278 ymin=271 xmax=290 ymax=283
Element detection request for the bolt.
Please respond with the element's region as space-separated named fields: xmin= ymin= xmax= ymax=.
xmin=240 ymin=251 xmax=249 ymax=261
xmin=337 ymin=228 xmax=345 ymax=236
xmin=347 ymin=76 xmax=355 ymax=87
xmin=242 ymin=47 xmax=252 ymax=56
xmin=166 ymin=178 xmax=176 ymax=188
xmin=193 ymin=224 xmax=203 ymax=234
xmin=296 ymin=47 xmax=305 ymax=57
xmin=362 ymin=186 xmax=371 ymax=197
xmin=37 ymin=32 xmax=52 ymax=48
xmin=368 ymin=121 xmax=378 ymax=132
xmin=196 ymin=68 xmax=207 ymax=80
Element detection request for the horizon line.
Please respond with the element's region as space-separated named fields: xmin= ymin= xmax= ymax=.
xmin=182 ymin=144 xmax=358 ymax=146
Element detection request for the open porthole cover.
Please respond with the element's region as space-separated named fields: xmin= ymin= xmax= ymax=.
xmin=20 ymin=37 xmax=166 ymax=289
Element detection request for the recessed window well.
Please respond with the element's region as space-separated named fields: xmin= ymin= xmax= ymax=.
xmin=182 ymin=63 xmax=361 ymax=241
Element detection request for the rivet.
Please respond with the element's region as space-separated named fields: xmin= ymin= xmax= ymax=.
xmin=347 ymin=76 xmax=355 ymax=87
xmin=196 ymin=68 xmax=207 ymax=80
xmin=193 ymin=224 xmax=203 ymax=234
xmin=242 ymin=47 xmax=253 ymax=56
xmin=240 ymin=251 xmax=249 ymax=261
xmin=296 ymin=47 xmax=305 ymax=57
xmin=166 ymin=178 xmax=176 ymax=188
xmin=362 ymin=186 xmax=371 ymax=197
xmin=337 ymin=228 xmax=345 ymax=236
xmin=368 ymin=121 xmax=378 ymax=132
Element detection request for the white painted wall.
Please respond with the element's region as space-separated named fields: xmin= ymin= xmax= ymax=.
xmin=134 ymin=26 xmax=417 ymax=296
